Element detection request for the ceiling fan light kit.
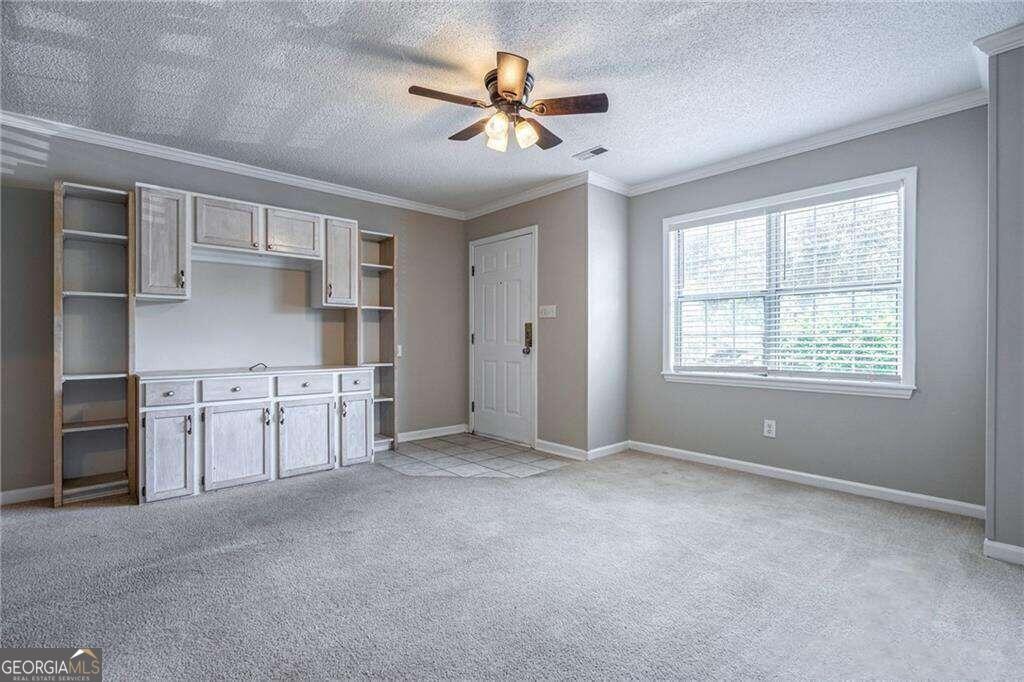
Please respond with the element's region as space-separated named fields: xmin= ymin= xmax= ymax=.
xmin=409 ymin=51 xmax=609 ymax=153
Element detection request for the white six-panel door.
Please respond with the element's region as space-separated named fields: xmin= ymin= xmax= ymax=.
xmin=471 ymin=231 xmax=535 ymax=445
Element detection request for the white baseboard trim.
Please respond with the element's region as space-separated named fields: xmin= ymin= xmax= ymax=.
xmin=397 ymin=424 xmax=467 ymax=442
xmin=983 ymin=539 xmax=1024 ymax=565
xmin=535 ymin=439 xmax=630 ymax=461
xmin=1 ymin=484 xmax=53 ymax=506
xmin=628 ymin=440 xmax=985 ymax=519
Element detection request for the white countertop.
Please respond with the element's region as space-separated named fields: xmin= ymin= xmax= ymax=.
xmin=136 ymin=364 xmax=367 ymax=381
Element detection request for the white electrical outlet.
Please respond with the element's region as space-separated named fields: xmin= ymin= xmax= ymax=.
xmin=396 ymin=344 xmax=403 ymax=358
xmin=763 ymin=419 xmax=776 ymax=439
xmin=539 ymin=305 xmax=557 ymax=318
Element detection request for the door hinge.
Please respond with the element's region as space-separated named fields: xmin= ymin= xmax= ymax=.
xmin=471 ymin=401 xmax=475 ymax=413
xmin=471 ymin=333 xmax=475 ymax=344
xmin=141 ymin=416 xmax=146 ymax=428
xmin=141 ymin=485 xmax=146 ymax=498
xmin=471 ymin=265 xmax=475 ymax=276
xmin=201 ymin=475 xmax=205 ymax=486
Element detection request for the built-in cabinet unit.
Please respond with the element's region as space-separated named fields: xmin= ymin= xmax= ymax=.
xmin=138 ymin=186 xmax=188 ymax=297
xmin=143 ymin=407 xmax=193 ymax=502
xmin=203 ymin=402 xmax=272 ymax=490
xmin=50 ymin=180 xmax=404 ymax=506
xmin=194 ymin=195 xmax=260 ymax=250
xmin=53 ymin=181 xmax=137 ymax=506
xmin=360 ymin=230 xmax=398 ymax=451
xmin=278 ymin=397 xmax=336 ymax=477
xmin=137 ymin=366 xmax=373 ymax=502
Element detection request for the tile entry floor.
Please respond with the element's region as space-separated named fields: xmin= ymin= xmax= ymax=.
xmin=376 ymin=434 xmax=573 ymax=477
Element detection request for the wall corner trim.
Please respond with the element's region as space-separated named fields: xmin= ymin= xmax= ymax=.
xmin=397 ymin=424 xmax=468 ymax=442
xmin=0 ymin=110 xmax=466 ymax=220
xmin=974 ymin=23 xmax=1024 ymax=57
xmin=535 ymin=439 xmax=629 ymax=461
xmin=628 ymin=440 xmax=986 ymax=519
xmin=0 ymin=484 xmax=54 ymax=506
xmin=982 ymin=538 xmax=1024 ymax=565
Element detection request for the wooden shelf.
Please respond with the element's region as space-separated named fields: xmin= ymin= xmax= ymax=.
xmin=62 ymin=471 xmax=129 ymax=503
xmin=62 ymin=418 xmax=128 ymax=434
xmin=361 ymin=305 xmax=394 ymax=311
xmin=63 ymin=183 xmax=129 ymax=203
xmin=63 ymin=290 xmax=128 ymax=299
xmin=374 ymin=434 xmax=394 ymax=448
xmin=63 ymin=372 xmax=128 ymax=382
xmin=63 ymin=229 xmax=128 ymax=244
xmin=361 ymin=262 xmax=393 ymax=271
xmin=373 ymin=397 xmax=394 ymax=403
xmin=362 ymin=362 xmax=393 ymax=368
xmin=360 ymin=230 xmax=394 ymax=242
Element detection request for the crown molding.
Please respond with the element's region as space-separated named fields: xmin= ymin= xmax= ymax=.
xmin=627 ymin=88 xmax=988 ymax=197
xmin=1 ymin=86 xmax=991 ymax=221
xmin=974 ymin=23 xmax=1024 ymax=57
xmin=0 ymin=110 xmax=465 ymax=220
xmin=461 ymin=172 xmax=591 ymax=220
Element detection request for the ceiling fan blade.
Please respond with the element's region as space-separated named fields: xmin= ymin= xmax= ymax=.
xmin=408 ymin=85 xmax=487 ymax=108
xmin=532 ymin=93 xmax=609 ymax=116
xmin=523 ymin=118 xmax=562 ymax=150
xmin=496 ymin=51 xmax=529 ymax=101
xmin=449 ymin=118 xmax=490 ymax=141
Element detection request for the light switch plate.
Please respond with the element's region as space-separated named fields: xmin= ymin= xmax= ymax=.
xmin=396 ymin=344 xmax=403 ymax=358
xmin=539 ymin=305 xmax=557 ymax=318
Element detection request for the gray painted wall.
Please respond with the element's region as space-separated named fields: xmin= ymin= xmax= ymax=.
xmin=2 ymin=187 xmax=54 ymax=491
xmin=1 ymin=130 xmax=467 ymax=491
xmin=988 ymin=47 xmax=1024 ymax=546
xmin=586 ymin=185 xmax=629 ymax=450
xmin=628 ymin=107 xmax=988 ymax=504
xmin=464 ymin=186 xmax=589 ymax=450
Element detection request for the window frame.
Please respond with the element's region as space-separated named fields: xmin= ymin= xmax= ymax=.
xmin=661 ymin=167 xmax=917 ymax=399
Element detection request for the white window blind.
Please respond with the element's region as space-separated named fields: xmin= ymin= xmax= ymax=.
xmin=665 ymin=170 xmax=914 ymax=393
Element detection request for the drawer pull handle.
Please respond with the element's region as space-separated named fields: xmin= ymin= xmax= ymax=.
xmin=264 ymin=408 xmax=271 ymax=426
xmin=279 ymin=405 xmax=285 ymax=426
xmin=327 ymin=282 xmax=333 ymax=298
xmin=301 ymin=381 xmax=310 ymax=388
xmin=164 ymin=390 xmax=174 ymax=397
xmin=231 ymin=386 xmax=241 ymax=392
xmin=342 ymin=401 xmax=348 ymax=418
xmin=185 ymin=414 xmax=192 ymax=435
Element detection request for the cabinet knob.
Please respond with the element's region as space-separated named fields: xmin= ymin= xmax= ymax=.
xmin=165 ymin=390 xmax=174 ymax=397
xmin=252 ymin=241 xmax=259 ymax=248
xmin=231 ymin=386 xmax=241 ymax=392
xmin=353 ymin=379 xmax=360 ymax=385
xmin=267 ymin=243 xmax=274 ymax=250
xmin=301 ymin=381 xmax=310 ymax=388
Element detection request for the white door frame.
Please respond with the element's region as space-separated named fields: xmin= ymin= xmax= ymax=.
xmin=468 ymin=224 xmax=539 ymax=447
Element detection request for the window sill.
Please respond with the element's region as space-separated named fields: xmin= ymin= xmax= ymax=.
xmin=661 ymin=371 xmax=915 ymax=399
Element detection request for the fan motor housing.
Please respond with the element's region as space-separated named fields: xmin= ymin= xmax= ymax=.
xmin=484 ymin=68 xmax=535 ymax=106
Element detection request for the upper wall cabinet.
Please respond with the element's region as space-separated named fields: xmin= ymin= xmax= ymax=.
xmin=195 ymin=196 xmax=260 ymax=251
xmin=138 ymin=186 xmax=189 ymax=297
xmin=325 ymin=218 xmax=359 ymax=306
xmin=266 ymin=207 xmax=321 ymax=257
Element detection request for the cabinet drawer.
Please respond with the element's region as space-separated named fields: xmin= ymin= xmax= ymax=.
xmin=340 ymin=371 xmax=372 ymax=393
xmin=144 ymin=380 xmax=195 ymax=407
xmin=277 ymin=373 xmax=333 ymax=396
xmin=201 ymin=377 xmax=269 ymax=402
xmin=266 ymin=207 xmax=320 ymax=256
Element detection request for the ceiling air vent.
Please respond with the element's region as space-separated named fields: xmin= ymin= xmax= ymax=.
xmin=572 ymin=146 xmax=608 ymax=161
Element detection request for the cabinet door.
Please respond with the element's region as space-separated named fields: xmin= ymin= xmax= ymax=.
xmin=278 ymin=397 xmax=336 ymax=477
xmin=266 ymin=207 xmax=320 ymax=257
xmin=195 ymin=196 xmax=260 ymax=250
xmin=325 ymin=218 xmax=358 ymax=305
xmin=139 ymin=186 xmax=188 ymax=296
xmin=341 ymin=393 xmax=373 ymax=465
xmin=144 ymin=407 xmax=194 ymax=501
xmin=204 ymin=403 xmax=271 ymax=490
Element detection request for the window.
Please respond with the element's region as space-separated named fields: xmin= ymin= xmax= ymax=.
xmin=662 ymin=168 xmax=915 ymax=398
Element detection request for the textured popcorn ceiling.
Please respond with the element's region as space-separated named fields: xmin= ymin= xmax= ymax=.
xmin=2 ymin=2 xmax=1022 ymax=211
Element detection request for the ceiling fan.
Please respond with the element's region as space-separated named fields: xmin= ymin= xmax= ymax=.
xmin=408 ymin=51 xmax=609 ymax=152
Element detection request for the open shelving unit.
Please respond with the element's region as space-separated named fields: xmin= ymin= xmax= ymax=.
xmin=53 ymin=180 xmax=137 ymax=506
xmin=359 ymin=230 xmax=397 ymax=451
